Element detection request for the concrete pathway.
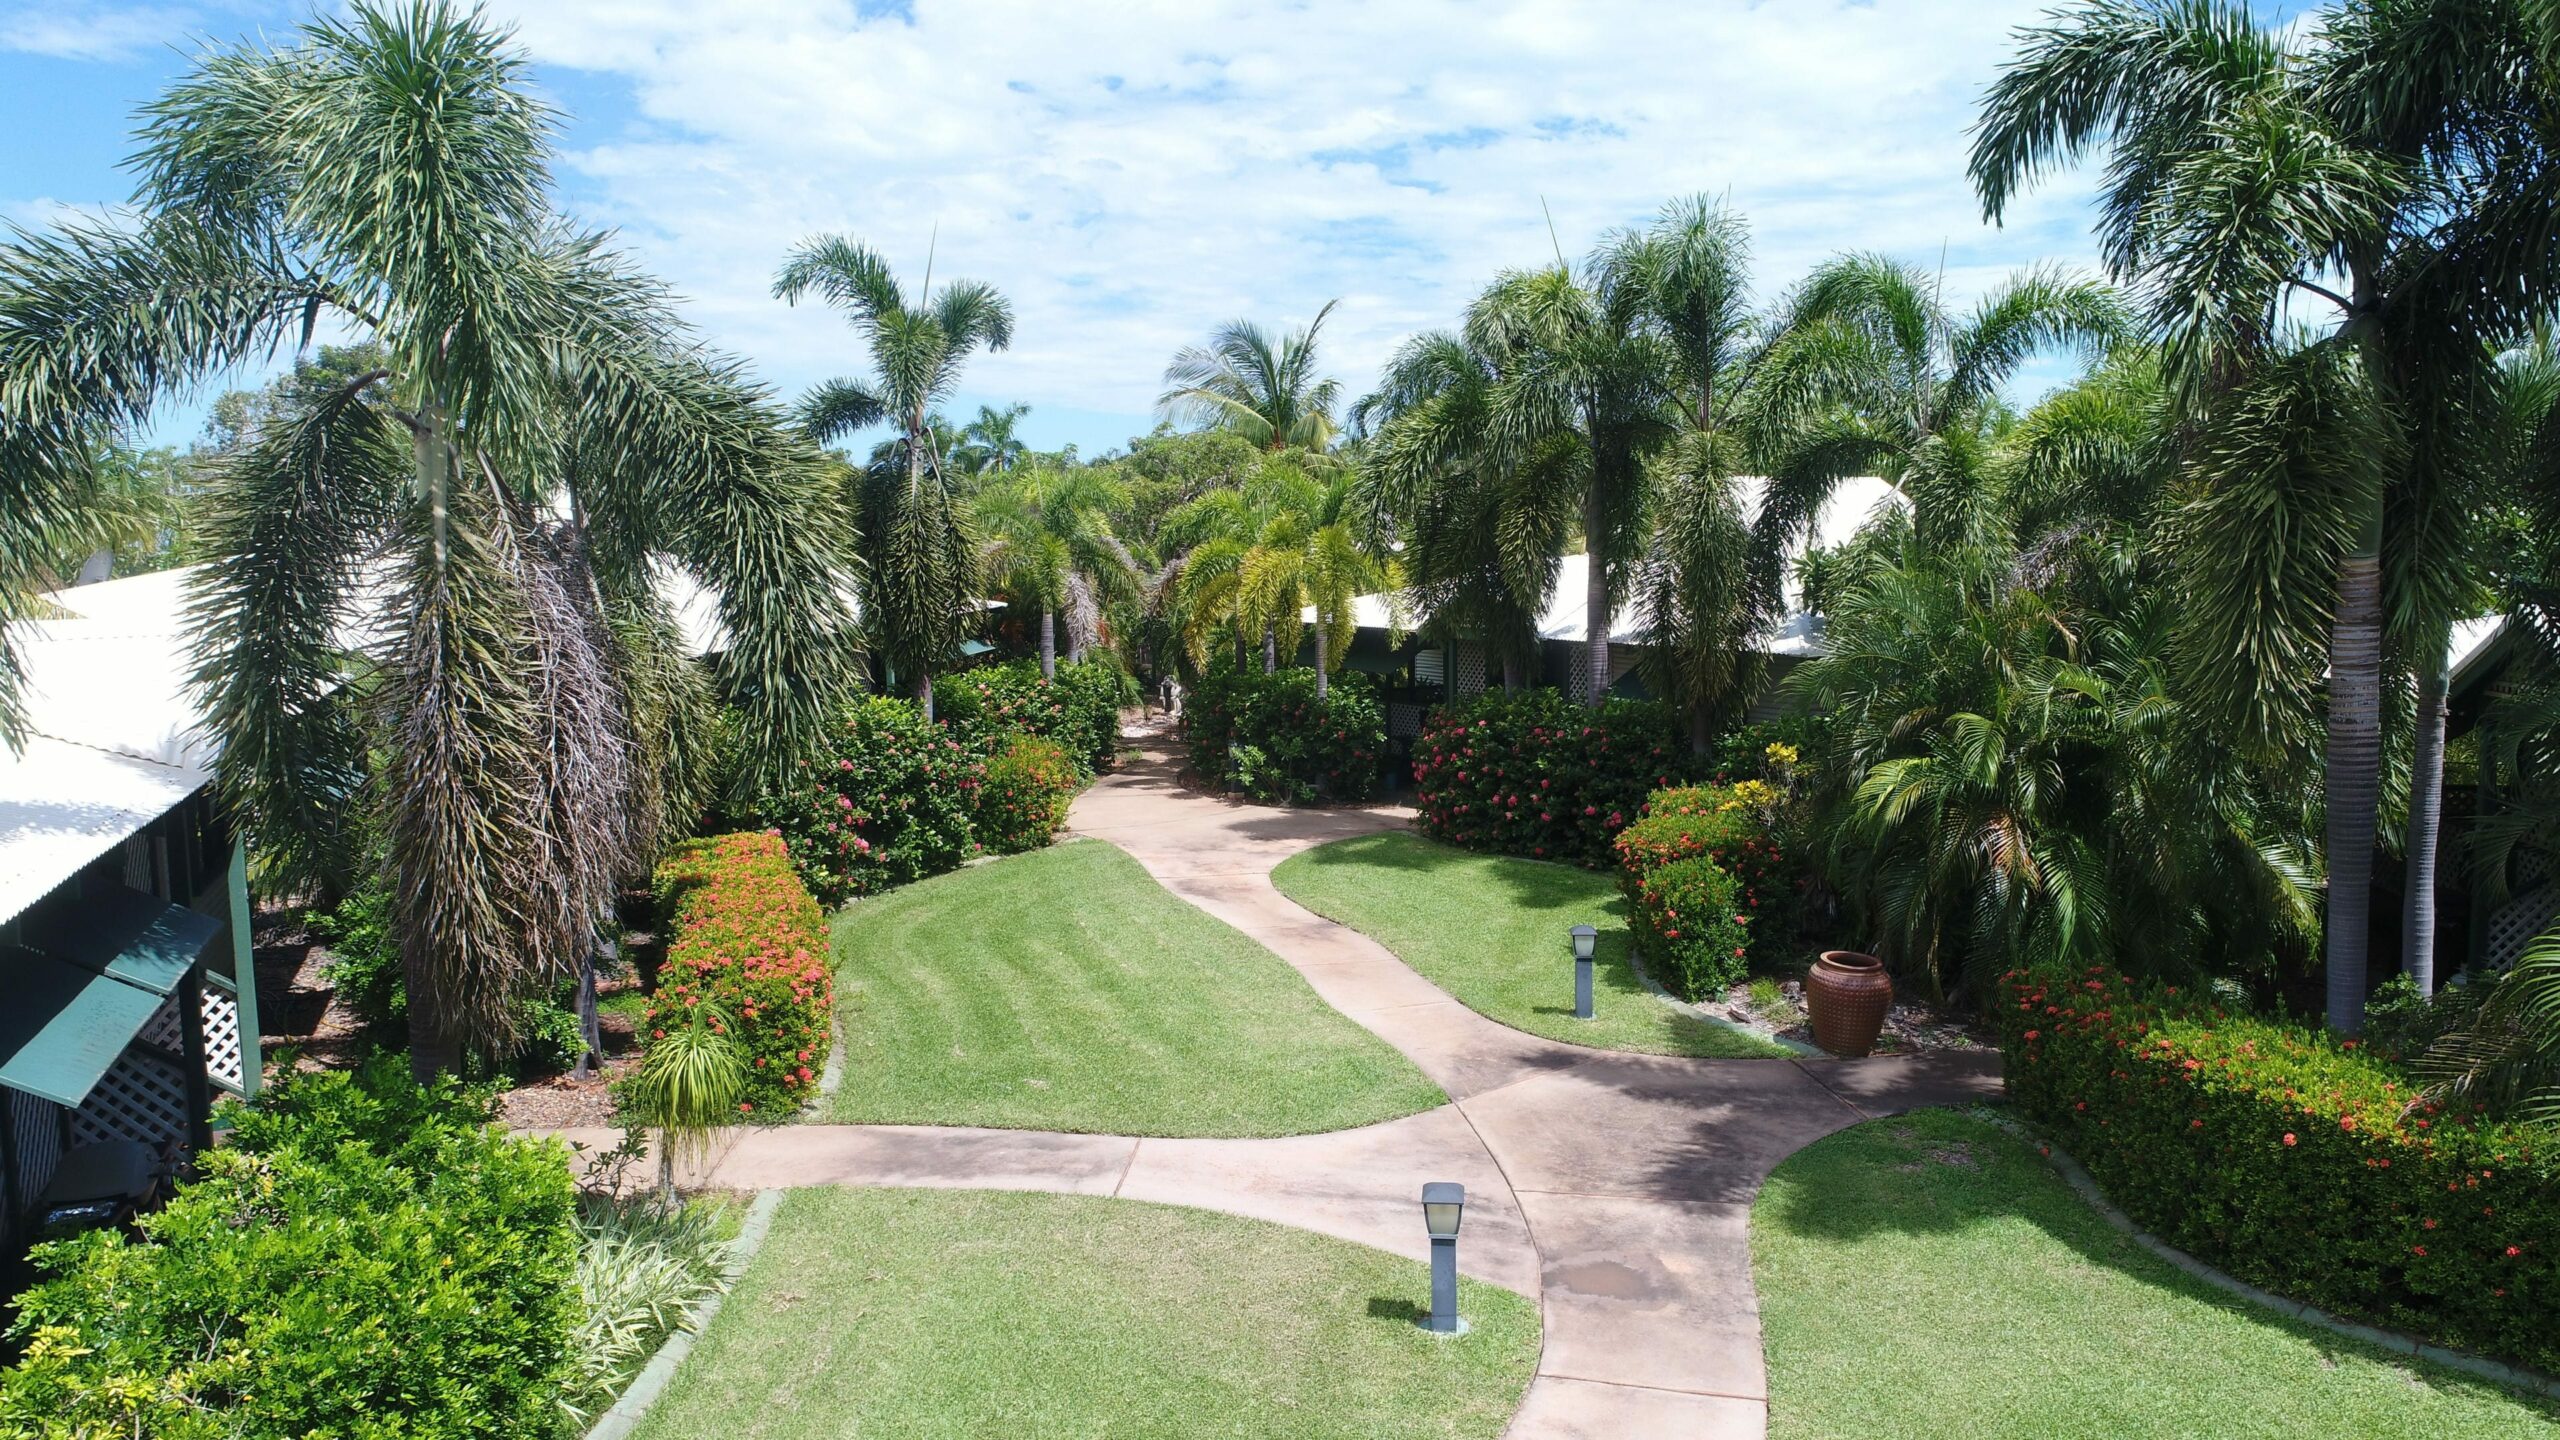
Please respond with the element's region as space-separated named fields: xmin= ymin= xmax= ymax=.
xmin=586 ymin=736 xmax=1999 ymax=1439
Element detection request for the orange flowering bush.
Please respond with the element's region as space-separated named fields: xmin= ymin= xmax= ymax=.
xmin=1623 ymin=855 xmax=1750 ymax=999
xmin=648 ymin=832 xmax=833 ymax=1115
xmin=1614 ymin=784 xmax=1799 ymax=975
xmin=2000 ymin=966 xmax=2556 ymax=1370
xmin=974 ymin=733 xmax=1079 ymax=853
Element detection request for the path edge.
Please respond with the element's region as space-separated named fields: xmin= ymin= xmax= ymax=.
xmin=1982 ymin=1112 xmax=2560 ymax=1401
xmin=584 ymin=1187 xmax=788 ymax=1440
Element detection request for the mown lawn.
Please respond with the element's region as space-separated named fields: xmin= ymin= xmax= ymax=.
xmin=1752 ymin=1108 xmax=2560 ymax=1440
xmin=829 ymin=838 xmax=1445 ymax=1135
xmin=631 ymin=1188 xmax=1541 ymax=1440
xmin=1270 ymin=831 xmax=1789 ymax=1058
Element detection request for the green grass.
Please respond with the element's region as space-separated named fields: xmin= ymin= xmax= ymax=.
xmin=1751 ymin=1108 xmax=2560 ymax=1440
xmin=829 ymin=838 xmax=1445 ymax=1135
xmin=1270 ymin=831 xmax=1790 ymax=1058
xmin=632 ymin=1188 xmax=1541 ymax=1440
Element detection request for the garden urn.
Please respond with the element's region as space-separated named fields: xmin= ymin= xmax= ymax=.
xmin=1807 ymin=951 xmax=1892 ymax=1057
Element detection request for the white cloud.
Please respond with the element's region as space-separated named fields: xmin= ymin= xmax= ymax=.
xmin=0 ymin=3 xmax=203 ymax=61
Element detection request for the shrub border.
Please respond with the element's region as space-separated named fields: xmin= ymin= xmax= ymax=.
xmin=1983 ymin=1112 xmax=2560 ymax=1401
xmin=583 ymin=1188 xmax=787 ymax=1440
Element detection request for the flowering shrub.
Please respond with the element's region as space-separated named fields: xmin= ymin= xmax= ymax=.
xmin=975 ymin=733 xmax=1080 ymax=853
xmin=1999 ymin=967 xmax=2558 ymax=1371
xmin=0 ymin=1060 xmax=577 ymax=1439
xmin=1616 ymin=783 xmax=1800 ymax=973
xmin=1624 ymin=855 xmax=1752 ymax=999
xmin=1181 ymin=664 xmax=1384 ymax=804
xmin=650 ymin=832 xmax=833 ymax=1114
xmin=1411 ymin=689 xmax=1687 ymax=866
xmin=766 ymin=696 xmax=983 ymax=901
xmin=936 ymin=659 xmax=1131 ymax=774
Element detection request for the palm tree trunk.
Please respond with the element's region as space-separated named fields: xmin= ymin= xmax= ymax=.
xmin=915 ymin=665 xmax=934 ymax=723
xmin=1040 ymin=607 xmax=1057 ymax=681
xmin=1314 ymin=615 xmax=1329 ymax=699
xmin=1689 ymin=703 xmax=1713 ymax=757
xmin=1262 ymin=626 xmax=1277 ymax=674
xmin=1501 ymin=649 xmax=1521 ymax=694
xmin=2402 ymin=627 xmax=2451 ymax=995
xmin=2322 ymin=549 xmax=2385 ymax=1035
xmin=1581 ymin=491 xmax=1609 ymax=708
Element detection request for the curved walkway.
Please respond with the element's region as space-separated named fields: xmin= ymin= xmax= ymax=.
xmin=575 ymin=737 xmax=1999 ymax=1439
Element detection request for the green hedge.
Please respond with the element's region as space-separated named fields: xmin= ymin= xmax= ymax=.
xmin=976 ymin=733 xmax=1081 ymax=853
xmin=1998 ymin=967 xmax=2558 ymax=1372
xmin=650 ymin=831 xmax=834 ymax=1114
xmin=0 ymin=1060 xmax=578 ymax=1439
xmin=1181 ymin=664 xmax=1384 ymax=805
xmin=1623 ymin=854 xmax=1751 ymax=999
xmin=768 ymin=696 xmax=985 ymax=901
xmin=1615 ymin=784 xmax=1799 ymax=974
xmin=936 ymin=659 xmax=1131 ymax=774
xmin=1412 ymin=689 xmax=1688 ymax=866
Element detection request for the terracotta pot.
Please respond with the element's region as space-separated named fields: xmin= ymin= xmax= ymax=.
xmin=1806 ymin=950 xmax=1892 ymax=1057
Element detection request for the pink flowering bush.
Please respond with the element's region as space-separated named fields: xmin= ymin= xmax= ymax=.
xmin=648 ymin=832 xmax=833 ymax=1114
xmin=1411 ymin=690 xmax=1687 ymax=866
xmin=766 ymin=697 xmax=984 ymax=902
xmin=2000 ymin=966 xmax=2557 ymax=1371
xmin=974 ymin=734 xmax=1080 ymax=853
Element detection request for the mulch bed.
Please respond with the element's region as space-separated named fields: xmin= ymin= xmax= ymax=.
xmin=1721 ymin=976 xmax=1995 ymax=1056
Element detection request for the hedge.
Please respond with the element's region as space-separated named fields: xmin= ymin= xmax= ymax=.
xmin=936 ymin=659 xmax=1131 ymax=774
xmin=1623 ymin=854 xmax=1752 ymax=999
xmin=0 ymin=1060 xmax=579 ymax=1439
xmin=1412 ymin=689 xmax=1688 ymax=866
xmin=1181 ymin=664 xmax=1384 ymax=805
xmin=1615 ymin=783 xmax=1799 ymax=974
xmin=976 ymin=733 xmax=1081 ymax=853
xmin=1998 ymin=966 xmax=2557 ymax=1372
xmin=768 ymin=696 xmax=985 ymax=902
xmin=651 ymin=832 xmax=834 ymax=1115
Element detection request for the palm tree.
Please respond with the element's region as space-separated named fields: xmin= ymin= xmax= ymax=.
xmin=956 ymin=402 xmax=1031 ymax=478
xmin=1745 ymin=253 xmax=2122 ymax=604
xmin=0 ymin=2 xmax=857 ymax=1076
xmin=1970 ymin=0 xmax=2558 ymax=1032
xmin=776 ymin=236 xmax=1013 ymax=721
xmin=1161 ymin=457 xmax=1329 ymax=673
xmin=1160 ymin=303 xmax=1344 ymax=453
xmin=1236 ymin=508 xmax=1386 ymax=699
xmin=977 ymin=462 xmax=1140 ymax=678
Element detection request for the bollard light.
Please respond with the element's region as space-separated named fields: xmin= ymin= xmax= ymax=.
xmin=1571 ymin=924 xmax=1598 ymax=1019
xmin=1420 ymin=1182 xmax=1466 ymax=1334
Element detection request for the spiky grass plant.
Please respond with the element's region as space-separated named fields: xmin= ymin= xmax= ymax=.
xmin=624 ymin=1008 xmax=750 ymax=1205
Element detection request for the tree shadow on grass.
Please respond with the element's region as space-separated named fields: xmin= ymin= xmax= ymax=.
xmin=1752 ymin=1109 xmax=2560 ymax=1414
xmin=1280 ymin=829 xmax=1627 ymax=919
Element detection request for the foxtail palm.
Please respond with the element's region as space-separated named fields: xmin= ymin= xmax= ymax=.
xmin=1971 ymin=0 xmax=2558 ymax=1031
xmin=977 ymin=463 xmax=1140 ymax=677
xmin=1161 ymin=457 xmax=1329 ymax=673
xmin=1160 ymin=302 xmax=1343 ymax=453
xmin=777 ymin=237 xmax=1013 ymax=721
xmin=0 ymin=2 xmax=857 ymax=1075
xmin=1235 ymin=510 xmax=1386 ymax=699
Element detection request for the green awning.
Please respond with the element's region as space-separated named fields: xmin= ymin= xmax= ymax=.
xmin=0 ymin=889 xmax=219 ymax=1107
xmin=958 ymin=639 xmax=995 ymax=657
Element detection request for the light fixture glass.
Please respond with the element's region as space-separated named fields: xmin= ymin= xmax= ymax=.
xmin=1570 ymin=924 xmax=1598 ymax=962
xmin=1421 ymin=1181 xmax=1465 ymax=1239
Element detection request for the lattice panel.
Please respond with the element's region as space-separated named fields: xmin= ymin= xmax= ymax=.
xmin=70 ymin=1002 xmax=192 ymax=1150
xmin=1564 ymin=644 xmax=1641 ymax=705
xmin=8 ymin=1088 xmax=63 ymax=1220
xmin=1451 ymin=641 xmax=1487 ymax=697
xmin=139 ymin=997 xmax=185 ymax=1052
xmin=1386 ymin=702 xmax=1426 ymax=739
xmin=2485 ymin=883 xmax=2558 ymax=974
xmin=203 ymin=984 xmax=246 ymax=1095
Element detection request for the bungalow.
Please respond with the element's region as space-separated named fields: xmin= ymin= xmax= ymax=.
xmin=1 ymin=566 xmax=259 ymax=1240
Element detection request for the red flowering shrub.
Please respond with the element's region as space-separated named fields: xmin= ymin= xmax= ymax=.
xmin=1999 ymin=966 xmax=2558 ymax=1371
xmin=975 ymin=733 xmax=1079 ymax=853
xmin=1615 ymin=784 xmax=1799 ymax=973
xmin=1623 ymin=855 xmax=1751 ymax=999
xmin=1180 ymin=663 xmax=1383 ymax=805
xmin=765 ymin=697 xmax=984 ymax=902
xmin=648 ymin=832 xmax=833 ymax=1114
xmin=1412 ymin=689 xmax=1687 ymax=866
xmin=933 ymin=659 xmax=1130 ymax=774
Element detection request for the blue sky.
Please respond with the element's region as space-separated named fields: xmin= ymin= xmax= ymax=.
xmin=1 ymin=0 xmax=2317 ymax=458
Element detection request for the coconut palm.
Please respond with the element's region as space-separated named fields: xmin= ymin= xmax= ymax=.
xmin=777 ymin=237 xmax=1013 ymax=720
xmin=1970 ymin=0 xmax=2559 ymax=1031
xmin=1159 ymin=303 xmax=1344 ymax=453
xmin=956 ymin=401 xmax=1031 ymax=478
xmin=977 ymin=462 xmax=1140 ymax=678
xmin=0 ymin=3 xmax=857 ymax=1076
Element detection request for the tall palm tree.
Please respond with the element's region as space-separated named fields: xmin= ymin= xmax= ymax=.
xmin=1235 ymin=507 xmax=1386 ymax=699
xmin=1161 ymin=457 xmax=1329 ymax=673
xmin=776 ymin=237 xmax=1013 ymax=721
xmin=1160 ymin=302 xmax=1344 ymax=453
xmin=1970 ymin=0 xmax=2559 ymax=1032
xmin=977 ymin=462 xmax=1140 ymax=678
xmin=956 ymin=401 xmax=1031 ymax=478
xmin=0 ymin=2 xmax=857 ymax=1075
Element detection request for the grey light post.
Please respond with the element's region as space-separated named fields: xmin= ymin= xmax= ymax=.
xmin=1420 ymin=1182 xmax=1466 ymax=1334
xmin=1571 ymin=924 xmax=1598 ymax=1019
